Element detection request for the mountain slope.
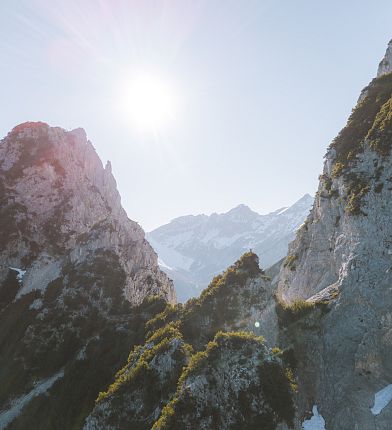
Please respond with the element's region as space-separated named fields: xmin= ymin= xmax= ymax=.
xmin=85 ymin=252 xmax=295 ymax=430
xmin=148 ymin=194 xmax=312 ymax=301
xmin=0 ymin=122 xmax=174 ymax=429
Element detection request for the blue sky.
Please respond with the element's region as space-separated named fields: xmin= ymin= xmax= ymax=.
xmin=1 ymin=0 xmax=392 ymax=230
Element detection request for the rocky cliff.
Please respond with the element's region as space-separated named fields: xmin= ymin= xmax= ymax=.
xmin=0 ymin=122 xmax=175 ymax=305
xmin=0 ymin=122 xmax=174 ymax=429
xmin=275 ymin=40 xmax=392 ymax=428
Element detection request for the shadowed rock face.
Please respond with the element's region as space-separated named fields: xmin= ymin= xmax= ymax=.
xmin=0 ymin=122 xmax=174 ymax=429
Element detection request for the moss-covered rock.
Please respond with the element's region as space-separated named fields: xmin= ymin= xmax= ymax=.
xmin=153 ymin=331 xmax=295 ymax=430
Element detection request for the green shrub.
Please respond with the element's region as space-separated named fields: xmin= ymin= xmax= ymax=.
xmin=271 ymin=347 xmax=283 ymax=356
xmin=284 ymin=255 xmax=298 ymax=271
xmin=331 ymin=162 xmax=344 ymax=178
xmin=275 ymin=297 xmax=315 ymax=326
xmin=325 ymin=73 xmax=392 ymax=215
xmin=367 ymin=96 xmax=392 ymax=156
xmin=345 ymin=174 xmax=370 ymax=215
xmin=145 ymin=304 xmax=182 ymax=336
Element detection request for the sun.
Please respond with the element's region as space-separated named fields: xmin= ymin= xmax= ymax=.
xmin=122 ymin=73 xmax=177 ymax=131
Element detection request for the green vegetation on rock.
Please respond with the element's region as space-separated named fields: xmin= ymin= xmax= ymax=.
xmin=330 ymin=73 xmax=392 ymax=167
xmin=0 ymin=252 xmax=168 ymax=430
xmin=90 ymin=252 xmax=296 ymax=430
xmin=153 ymin=331 xmax=295 ymax=430
xmin=327 ymin=73 xmax=392 ymax=215
xmin=275 ymin=298 xmax=315 ymax=326
xmin=284 ymin=255 xmax=298 ymax=271
xmin=146 ymin=251 xmax=267 ymax=349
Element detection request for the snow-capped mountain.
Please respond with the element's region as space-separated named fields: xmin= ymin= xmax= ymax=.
xmin=147 ymin=194 xmax=313 ymax=301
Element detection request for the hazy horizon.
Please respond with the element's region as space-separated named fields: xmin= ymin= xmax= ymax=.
xmin=1 ymin=1 xmax=392 ymax=230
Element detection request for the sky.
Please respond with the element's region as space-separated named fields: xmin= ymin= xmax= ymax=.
xmin=1 ymin=1 xmax=392 ymax=231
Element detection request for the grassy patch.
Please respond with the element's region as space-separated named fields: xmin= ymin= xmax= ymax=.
xmin=275 ymin=298 xmax=315 ymax=326
xmin=344 ymin=174 xmax=370 ymax=215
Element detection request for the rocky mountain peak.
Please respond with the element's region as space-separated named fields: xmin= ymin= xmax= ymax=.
xmin=377 ymin=39 xmax=392 ymax=77
xmin=228 ymin=203 xmax=252 ymax=212
xmin=0 ymin=121 xmax=175 ymax=305
xmin=226 ymin=203 xmax=259 ymax=220
xmin=0 ymin=121 xmax=176 ymax=429
xmin=292 ymin=193 xmax=313 ymax=207
xmin=227 ymin=203 xmax=258 ymax=215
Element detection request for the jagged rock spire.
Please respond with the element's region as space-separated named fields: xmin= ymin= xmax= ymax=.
xmin=377 ymin=39 xmax=392 ymax=77
xmin=0 ymin=122 xmax=175 ymax=305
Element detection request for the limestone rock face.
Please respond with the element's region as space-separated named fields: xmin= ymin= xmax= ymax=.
xmin=276 ymin=46 xmax=392 ymax=429
xmin=0 ymin=122 xmax=174 ymax=429
xmin=0 ymin=122 xmax=175 ymax=305
xmin=378 ymin=39 xmax=392 ymax=77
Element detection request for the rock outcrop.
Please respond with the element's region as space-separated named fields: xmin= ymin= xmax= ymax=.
xmin=84 ymin=323 xmax=192 ymax=430
xmin=378 ymin=39 xmax=392 ymax=77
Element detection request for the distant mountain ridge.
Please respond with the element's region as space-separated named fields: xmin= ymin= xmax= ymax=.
xmin=147 ymin=194 xmax=313 ymax=301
